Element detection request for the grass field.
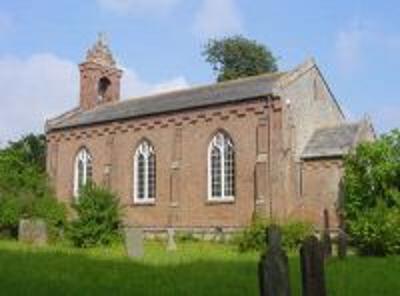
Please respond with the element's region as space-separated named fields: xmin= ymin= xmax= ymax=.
xmin=0 ymin=240 xmax=399 ymax=295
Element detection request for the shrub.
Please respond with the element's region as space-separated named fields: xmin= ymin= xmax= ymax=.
xmin=68 ymin=184 xmax=123 ymax=248
xmin=349 ymin=204 xmax=400 ymax=256
xmin=235 ymin=218 xmax=314 ymax=252
xmin=31 ymin=196 xmax=67 ymax=240
xmin=0 ymin=193 xmax=67 ymax=240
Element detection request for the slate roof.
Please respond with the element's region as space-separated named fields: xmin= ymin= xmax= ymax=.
xmin=46 ymin=72 xmax=284 ymax=131
xmin=301 ymin=123 xmax=361 ymax=159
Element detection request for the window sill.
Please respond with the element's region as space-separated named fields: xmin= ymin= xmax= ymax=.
xmin=206 ymin=198 xmax=235 ymax=205
xmin=131 ymin=200 xmax=156 ymax=207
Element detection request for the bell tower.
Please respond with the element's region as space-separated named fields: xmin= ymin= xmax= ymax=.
xmin=79 ymin=34 xmax=123 ymax=110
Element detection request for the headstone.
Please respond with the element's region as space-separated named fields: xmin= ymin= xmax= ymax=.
xmin=337 ymin=230 xmax=348 ymax=259
xmin=337 ymin=212 xmax=347 ymax=259
xmin=166 ymin=228 xmax=177 ymax=251
xmin=124 ymin=227 xmax=144 ymax=258
xmin=18 ymin=219 xmax=48 ymax=246
xmin=300 ymin=236 xmax=327 ymax=296
xmin=322 ymin=209 xmax=332 ymax=259
xmin=258 ymin=225 xmax=291 ymax=296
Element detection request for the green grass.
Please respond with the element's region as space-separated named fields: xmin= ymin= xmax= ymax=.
xmin=0 ymin=240 xmax=399 ymax=295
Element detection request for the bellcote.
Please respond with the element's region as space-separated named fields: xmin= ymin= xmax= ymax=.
xmin=79 ymin=34 xmax=123 ymax=110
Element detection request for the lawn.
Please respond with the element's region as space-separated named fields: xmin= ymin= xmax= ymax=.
xmin=0 ymin=240 xmax=399 ymax=296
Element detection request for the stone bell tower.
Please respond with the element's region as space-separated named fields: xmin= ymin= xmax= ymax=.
xmin=79 ymin=34 xmax=123 ymax=110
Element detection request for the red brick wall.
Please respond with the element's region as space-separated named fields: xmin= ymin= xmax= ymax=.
xmin=46 ymin=97 xmax=284 ymax=230
xmin=289 ymin=158 xmax=343 ymax=227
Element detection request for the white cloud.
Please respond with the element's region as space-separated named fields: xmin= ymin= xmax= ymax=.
xmin=194 ymin=0 xmax=244 ymax=39
xmin=0 ymin=53 xmax=188 ymax=145
xmin=97 ymin=0 xmax=180 ymax=16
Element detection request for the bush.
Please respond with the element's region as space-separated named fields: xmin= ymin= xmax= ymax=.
xmin=32 ymin=196 xmax=67 ymax=240
xmin=349 ymin=204 xmax=400 ymax=256
xmin=68 ymin=184 xmax=123 ymax=248
xmin=0 ymin=193 xmax=67 ymax=240
xmin=235 ymin=218 xmax=314 ymax=252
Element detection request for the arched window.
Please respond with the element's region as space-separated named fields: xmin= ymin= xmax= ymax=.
xmin=73 ymin=148 xmax=93 ymax=199
xmin=97 ymin=77 xmax=111 ymax=101
xmin=134 ymin=140 xmax=156 ymax=203
xmin=208 ymin=132 xmax=235 ymax=201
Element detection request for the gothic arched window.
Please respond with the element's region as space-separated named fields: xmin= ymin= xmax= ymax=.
xmin=73 ymin=148 xmax=93 ymax=199
xmin=208 ymin=132 xmax=235 ymax=201
xmin=134 ymin=140 xmax=156 ymax=203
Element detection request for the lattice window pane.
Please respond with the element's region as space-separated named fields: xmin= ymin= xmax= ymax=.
xmin=137 ymin=154 xmax=145 ymax=200
xmin=148 ymin=154 xmax=156 ymax=199
xmin=224 ymin=144 xmax=235 ymax=196
xmin=211 ymin=147 xmax=222 ymax=197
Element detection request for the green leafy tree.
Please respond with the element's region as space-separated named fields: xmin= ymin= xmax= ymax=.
xmin=203 ymin=35 xmax=278 ymax=82
xmin=343 ymin=129 xmax=400 ymax=255
xmin=0 ymin=134 xmax=65 ymax=239
xmin=6 ymin=134 xmax=46 ymax=171
xmin=344 ymin=129 xmax=400 ymax=219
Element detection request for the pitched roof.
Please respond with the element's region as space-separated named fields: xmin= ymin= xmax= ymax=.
xmin=301 ymin=123 xmax=362 ymax=159
xmin=46 ymin=72 xmax=284 ymax=131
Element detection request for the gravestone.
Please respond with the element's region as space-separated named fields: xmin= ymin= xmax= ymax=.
xmin=258 ymin=225 xmax=291 ymax=296
xmin=166 ymin=228 xmax=177 ymax=251
xmin=300 ymin=236 xmax=327 ymax=296
xmin=322 ymin=209 xmax=332 ymax=259
xmin=18 ymin=219 xmax=48 ymax=246
xmin=337 ymin=230 xmax=348 ymax=259
xmin=124 ymin=227 xmax=144 ymax=258
xmin=337 ymin=212 xmax=347 ymax=259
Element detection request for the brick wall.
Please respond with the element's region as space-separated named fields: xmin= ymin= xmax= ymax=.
xmin=47 ymin=96 xmax=284 ymax=230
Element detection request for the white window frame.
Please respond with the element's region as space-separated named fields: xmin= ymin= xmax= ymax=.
xmin=73 ymin=148 xmax=92 ymax=200
xmin=207 ymin=132 xmax=235 ymax=202
xmin=133 ymin=141 xmax=156 ymax=204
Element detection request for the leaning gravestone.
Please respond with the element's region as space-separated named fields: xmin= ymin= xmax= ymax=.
xmin=166 ymin=228 xmax=177 ymax=251
xmin=124 ymin=227 xmax=144 ymax=259
xmin=258 ymin=224 xmax=291 ymax=296
xmin=300 ymin=236 xmax=327 ymax=296
xmin=18 ymin=219 xmax=48 ymax=246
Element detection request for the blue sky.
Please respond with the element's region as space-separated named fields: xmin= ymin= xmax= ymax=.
xmin=0 ymin=0 xmax=399 ymax=143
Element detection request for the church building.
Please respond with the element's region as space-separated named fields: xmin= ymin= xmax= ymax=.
xmin=45 ymin=37 xmax=375 ymax=235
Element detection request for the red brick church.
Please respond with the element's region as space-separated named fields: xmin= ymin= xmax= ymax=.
xmin=45 ymin=36 xmax=374 ymax=235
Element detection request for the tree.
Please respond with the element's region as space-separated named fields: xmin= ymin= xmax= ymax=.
xmin=343 ymin=129 xmax=400 ymax=220
xmin=343 ymin=129 xmax=400 ymax=255
xmin=6 ymin=134 xmax=46 ymax=172
xmin=203 ymin=35 xmax=278 ymax=82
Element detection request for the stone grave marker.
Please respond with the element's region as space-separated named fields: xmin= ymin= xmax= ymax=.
xmin=166 ymin=228 xmax=177 ymax=251
xmin=322 ymin=209 xmax=332 ymax=259
xmin=300 ymin=236 xmax=327 ymax=296
xmin=337 ymin=230 xmax=348 ymax=259
xmin=258 ymin=224 xmax=291 ymax=296
xmin=124 ymin=227 xmax=144 ymax=259
xmin=18 ymin=219 xmax=48 ymax=246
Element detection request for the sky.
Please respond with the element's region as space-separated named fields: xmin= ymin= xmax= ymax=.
xmin=0 ymin=0 xmax=399 ymax=144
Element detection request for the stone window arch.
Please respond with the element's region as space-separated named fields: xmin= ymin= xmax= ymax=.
xmin=208 ymin=131 xmax=235 ymax=201
xmin=73 ymin=148 xmax=93 ymax=200
xmin=133 ymin=140 xmax=156 ymax=203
